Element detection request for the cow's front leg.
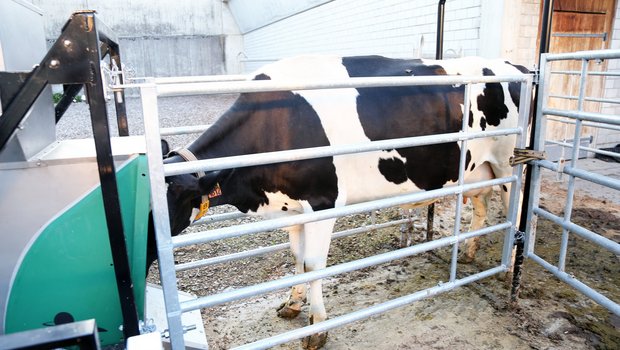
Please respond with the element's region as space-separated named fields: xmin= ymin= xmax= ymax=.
xmin=300 ymin=219 xmax=335 ymax=350
xmin=277 ymin=224 xmax=307 ymax=319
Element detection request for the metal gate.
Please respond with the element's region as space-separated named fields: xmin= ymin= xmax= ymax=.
xmin=134 ymin=71 xmax=533 ymax=349
xmin=524 ymin=49 xmax=620 ymax=316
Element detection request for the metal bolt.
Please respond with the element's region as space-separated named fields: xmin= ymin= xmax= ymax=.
xmin=63 ymin=40 xmax=72 ymax=48
xmin=49 ymin=59 xmax=60 ymax=69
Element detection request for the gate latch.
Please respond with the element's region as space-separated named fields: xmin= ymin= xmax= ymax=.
xmin=510 ymin=148 xmax=546 ymax=166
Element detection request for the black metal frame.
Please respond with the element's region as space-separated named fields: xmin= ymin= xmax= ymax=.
xmin=511 ymin=0 xmax=555 ymax=303
xmin=0 ymin=11 xmax=138 ymax=340
xmin=0 ymin=319 xmax=101 ymax=350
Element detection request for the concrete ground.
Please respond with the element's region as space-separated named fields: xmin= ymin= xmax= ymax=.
xmin=540 ymin=157 xmax=620 ymax=205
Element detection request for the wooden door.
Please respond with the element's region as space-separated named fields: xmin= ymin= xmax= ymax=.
xmin=543 ymin=0 xmax=616 ymax=153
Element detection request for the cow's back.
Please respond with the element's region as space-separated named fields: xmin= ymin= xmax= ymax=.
xmin=249 ymin=56 xmax=525 ymax=206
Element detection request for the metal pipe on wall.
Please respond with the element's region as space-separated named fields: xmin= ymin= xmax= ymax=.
xmin=436 ymin=0 xmax=446 ymax=60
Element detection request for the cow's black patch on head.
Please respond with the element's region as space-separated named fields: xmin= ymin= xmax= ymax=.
xmin=477 ymin=68 xmax=508 ymax=127
xmin=342 ymin=56 xmax=463 ymax=190
xmin=378 ymin=157 xmax=408 ymax=184
xmin=480 ymin=116 xmax=487 ymax=130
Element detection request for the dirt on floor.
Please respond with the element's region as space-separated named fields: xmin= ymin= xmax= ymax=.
xmin=147 ymin=159 xmax=620 ymax=350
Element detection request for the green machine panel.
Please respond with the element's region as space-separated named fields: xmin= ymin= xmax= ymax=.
xmin=5 ymin=155 xmax=150 ymax=345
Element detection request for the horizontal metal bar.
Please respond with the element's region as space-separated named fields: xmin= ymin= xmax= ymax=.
xmin=164 ymin=128 xmax=521 ymax=176
xmin=533 ymin=207 xmax=620 ymax=255
xmin=239 ymin=58 xmax=279 ymax=63
xmin=565 ymin=166 xmax=620 ymax=191
xmin=173 ymin=177 xmax=515 ymax=248
xmin=543 ymin=49 xmax=620 ymax=62
xmin=548 ymin=94 xmax=620 ymax=105
xmin=551 ymin=32 xmax=606 ymax=39
xmin=232 ymin=265 xmax=505 ymax=350
xmin=535 ymin=159 xmax=620 ymax=191
xmin=180 ymin=223 xmax=510 ymax=312
xmin=153 ymin=75 xmax=247 ymax=84
xmin=549 ymin=70 xmax=620 ymax=77
xmin=176 ymin=218 xmax=411 ymax=271
xmin=546 ymin=116 xmax=620 ymax=132
xmin=545 ymin=140 xmax=620 ymax=160
xmin=160 ymin=124 xmax=212 ymax=136
xmin=154 ymin=74 xmax=527 ymax=97
xmin=542 ymin=108 xmax=620 ymax=125
xmin=528 ymin=253 xmax=620 ymax=316
xmin=190 ymin=211 xmax=246 ymax=226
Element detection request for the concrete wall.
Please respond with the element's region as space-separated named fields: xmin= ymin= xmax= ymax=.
xmin=32 ymin=0 xmax=243 ymax=77
xmin=499 ymin=0 xmax=541 ymax=68
xmin=600 ymin=1 xmax=620 ymax=148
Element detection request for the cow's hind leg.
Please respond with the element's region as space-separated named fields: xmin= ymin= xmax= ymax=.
xmin=301 ymin=218 xmax=336 ymax=350
xmin=459 ymin=194 xmax=488 ymax=263
xmin=277 ymin=224 xmax=307 ymax=319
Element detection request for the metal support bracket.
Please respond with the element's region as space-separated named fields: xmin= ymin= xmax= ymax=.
xmin=510 ymin=148 xmax=546 ymax=166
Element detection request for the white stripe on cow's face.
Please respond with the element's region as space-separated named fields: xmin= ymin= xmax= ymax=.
xmin=260 ymin=57 xmax=420 ymax=206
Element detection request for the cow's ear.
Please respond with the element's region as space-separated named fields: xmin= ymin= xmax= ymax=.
xmin=198 ymin=171 xmax=222 ymax=194
xmin=198 ymin=169 xmax=232 ymax=194
xmin=161 ymin=139 xmax=170 ymax=157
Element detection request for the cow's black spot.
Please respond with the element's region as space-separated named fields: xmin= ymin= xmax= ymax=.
xmin=470 ymin=162 xmax=476 ymax=171
xmin=465 ymin=150 xmax=472 ymax=171
xmin=480 ymin=116 xmax=487 ymax=131
xmin=502 ymin=185 xmax=508 ymax=192
xmin=281 ymin=206 xmax=288 ymax=211
xmin=342 ymin=56 xmax=463 ymax=190
xmin=254 ymin=73 xmax=271 ymax=80
xmin=477 ymin=68 xmax=508 ymax=127
xmin=506 ymin=63 xmax=530 ymax=112
xmin=468 ymin=110 xmax=474 ymax=128
xmin=378 ymin=157 xmax=408 ymax=184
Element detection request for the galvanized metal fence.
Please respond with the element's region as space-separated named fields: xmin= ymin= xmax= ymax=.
xmin=524 ymin=49 xmax=620 ymax=316
xmin=136 ymin=72 xmax=532 ymax=349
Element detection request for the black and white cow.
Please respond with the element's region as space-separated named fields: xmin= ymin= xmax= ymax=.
xmin=156 ymin=55 xmax=528 ymax=349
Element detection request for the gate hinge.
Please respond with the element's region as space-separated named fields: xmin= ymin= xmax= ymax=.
xmin=510 ymin=148 xmax=546 ymax=166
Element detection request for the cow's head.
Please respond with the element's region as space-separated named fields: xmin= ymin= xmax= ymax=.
xmin=146 ymin=140 xmax=225 ymax=271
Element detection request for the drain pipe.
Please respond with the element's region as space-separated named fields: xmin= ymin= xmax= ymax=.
xmin=426 ymin=0 xmax=446 ymax=241
xmin=436 ymin=0 xmax=446 ymax=59
xmin=511 ymin=0 xmax=555 ymax=305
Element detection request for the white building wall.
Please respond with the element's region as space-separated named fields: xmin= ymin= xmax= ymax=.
xmin=241 ymin=0 xmax=487 ymax=72
xmin=600 ymin=1 xmax=620 ymax=148
xmin=501 ymin=0 xmax=541 ymax=68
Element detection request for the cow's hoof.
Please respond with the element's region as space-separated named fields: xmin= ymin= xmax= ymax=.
xmin=276 ymin=300 xmax=303 ymax=319
xmin=301 ymin=332 xmax=328 ymax=350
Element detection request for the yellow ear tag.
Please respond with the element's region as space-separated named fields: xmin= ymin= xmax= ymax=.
xmin=194 ymin=197 xmax=210 ymax=221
